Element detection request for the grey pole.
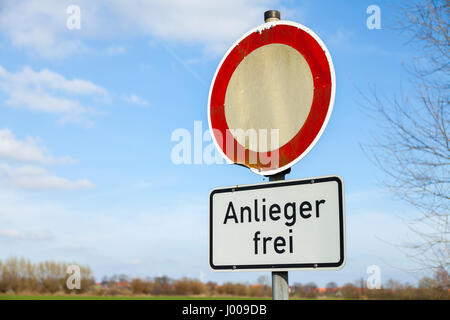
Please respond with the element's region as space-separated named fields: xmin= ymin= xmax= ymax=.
xmin=268 ymin=169 xmax=290 ymax=300
xmin=263 ymin=9 xmax=289 ymax=301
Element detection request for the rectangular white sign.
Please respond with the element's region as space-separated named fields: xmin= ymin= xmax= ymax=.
xmin=209 ymin=176 xmax=345 ymax=271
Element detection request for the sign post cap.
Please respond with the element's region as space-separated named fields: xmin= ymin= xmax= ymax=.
xmin=264 ymin=10 xmax=281 ymax=22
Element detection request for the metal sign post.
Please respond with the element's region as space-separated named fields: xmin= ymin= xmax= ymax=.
xmin=265 ymin=10 xmax=289 ymax=301
xmin=268 ymin=165 xmax=290 ymax=300
xmin=265 ymin=11 xmax=290 ymax=299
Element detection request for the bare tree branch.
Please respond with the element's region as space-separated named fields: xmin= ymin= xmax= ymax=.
xmin=362 ymin=0 xmax=449 ymax=279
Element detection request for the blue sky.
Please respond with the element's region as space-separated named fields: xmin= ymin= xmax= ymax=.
xmin=0 ymin=0 xmax=428 ymax=287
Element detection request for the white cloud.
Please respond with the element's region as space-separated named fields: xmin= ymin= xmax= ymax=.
xmin=0 ymin=128 xmax=73 ymax=165
xmin=0 ymin=64 xmax=147 ymax=124
xmin=0 ymin=125 xmax=93 ymax=194
xmin=325 ymin=27 xmax=352 ymax=47
xmin=124 ymin=93 xmax=149 ymax=107
xmin=0 ymin=229 xmax=53 ymax=241
xmin=0 ymin=0 xmax=88 ymax=59
xmin=123 ymin=259 xmax=141 ymax=265
xmin=0 ymin=164 xmax=94 ymax=191
xmin=0 ymin=64 xmax=107 ymax=124
xmin=105 ymin=45 xmax=127 ymax=55
xmin=133 ymin=181 xmax=154 ymax=189
xmin=6 ymin=88 xmax=86 ymax=114
xmin=11 ymin=66 xmax=106 ymax=95
xmin=108 ymin=0 xmax=280 ymax=54
xmin=0 ymin=0 xmax=282 ymax=58
xmin=0 ymin=128 xmax=94 ymax=192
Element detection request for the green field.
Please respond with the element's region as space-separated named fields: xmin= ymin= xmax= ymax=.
xmin=0 ymin=295 xmax=271 ymax=300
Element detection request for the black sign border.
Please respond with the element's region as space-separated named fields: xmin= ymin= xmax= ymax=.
xmin=209 ymin=176 xmax=345 ymax=271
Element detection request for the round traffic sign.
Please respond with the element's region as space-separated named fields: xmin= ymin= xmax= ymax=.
xmin=208 ymin=20 xmax=335 ymax=176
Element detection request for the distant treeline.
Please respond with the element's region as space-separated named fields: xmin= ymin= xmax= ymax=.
xmin=0 ymin=257 xmax=94 ymax=294
xmin=0 ymin=258 xmax=448 ymax=299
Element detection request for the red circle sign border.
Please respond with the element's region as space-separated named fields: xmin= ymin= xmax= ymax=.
xmin=208 ymin=21 xmax=336 ymax=176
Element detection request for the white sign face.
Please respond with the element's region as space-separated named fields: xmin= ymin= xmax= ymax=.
xmin=209 ymin=176 xmax=345 ymax=271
